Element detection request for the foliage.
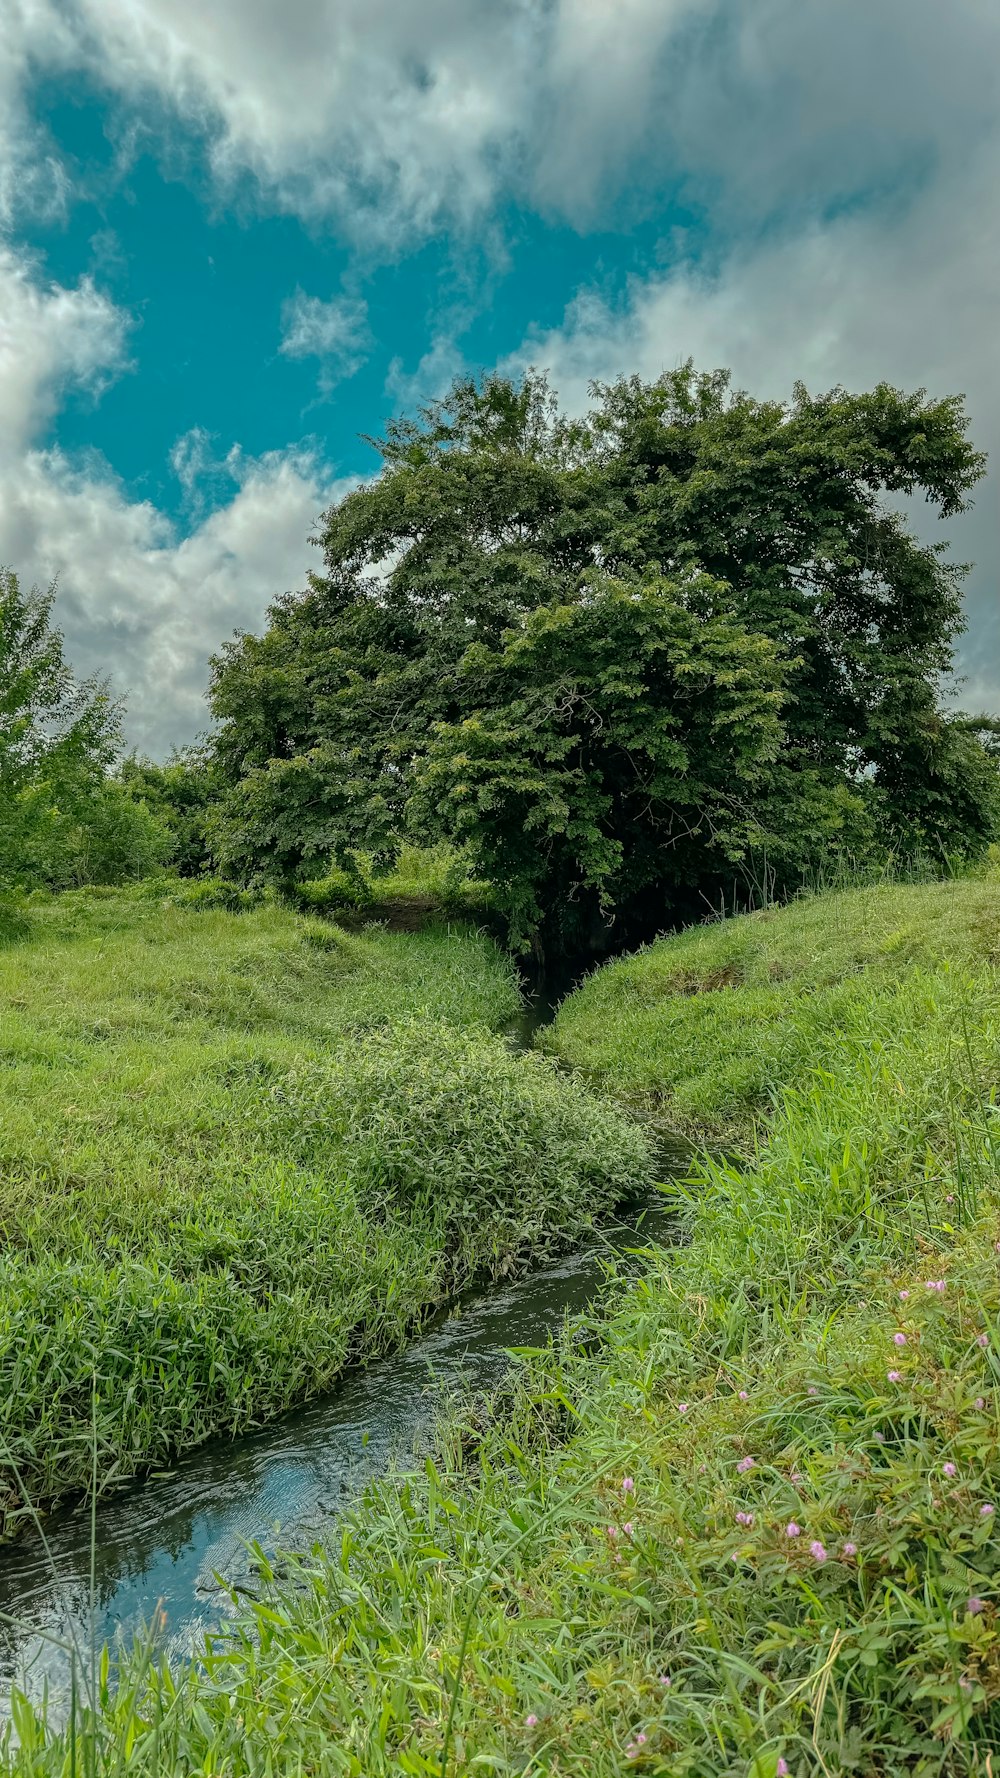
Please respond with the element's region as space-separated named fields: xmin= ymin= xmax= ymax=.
xmin=0 ymin=568 xmax=172 ymax=890
xmin=208 ymin=369 xmax=997 ymax=949
xmin=290 ymin=862 xmax=374 ymax=914
xmin=292 ymin=844 xmax=498 ymax=928
xmin=9 ymin=880 xmax=1000 ymax=1773
xmin=119 ymin=745 xmax=218 ymax=876
xmin=0 ymin=893 xmax=650 ymax=1533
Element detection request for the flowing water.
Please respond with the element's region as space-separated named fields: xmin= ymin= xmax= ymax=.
xmin=0 ymin=985 xmax=683 ymax=1700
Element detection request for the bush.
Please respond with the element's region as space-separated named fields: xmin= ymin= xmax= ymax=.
xmin=290 ymin=867 xmax=373 ymax=914
xmin=267 ymin=1019 xmax=653 ymax=1269
xmin=160 ymin=876 xmax=265 ymax=912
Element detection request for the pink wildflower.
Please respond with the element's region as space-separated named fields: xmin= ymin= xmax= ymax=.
xmin=736 ymin=1456 xmax=755 ymax=1474
xmin=678 ymin=1402 xmax=690 ymax=1414
xmin=810 ymin=1540 xmax=828 ymax=1563
xmin=980 ymin=1503 xmax=995 ymax=1518
xmin=943 ymin=1462 xmax=958 ymax=1478
xmin=874 ymin=1430 xmax=885 ymax=1441
xmin=899 ymin=1289 xmax=910 ymax=1300
xmin=777 ymin=1762 xmax=789 ymax=1778
xmin=735 ymin=1511 xmax=754 ymax=1527
xmin=525 ymin=1714 xmax=538 ymax=1727
xmin=893 ymin=1332 xmax=907 ymax=1347
xmin=636 ymin=1733 xmax=647 ymax=1745
xmin=946 ymin=1193 xmax=955 ymax=1204
xmin=807 ymin=1385 xmax=818 ymax=1396
xmin=786 ymin=1521 xmax=801 ymax=1538
xmin=968 ymin=1597 xmax=985 ymax=1615
xmin=977 ymin=1333 xmax=990 ymax=1349
xmin=658 ymin=1675 xmax=671 ymax=1687
xmin=842 ymin=1541 xmax=857 ymax=1557
xmin=790 ymin=1469 xmax=803 ymax=1483
xmin=607 ymin=1525 xmax=618 ymax=1540
xmin=621 ymin=1476 xmax=635 ymax=1493
xmin=623 ymin=1522 xmax=634 ymax=1537
xmin=738 ymin=1390 xmax=749 ymax=1402
xmin=888 ymin=1370 xmax=902 ymax=1383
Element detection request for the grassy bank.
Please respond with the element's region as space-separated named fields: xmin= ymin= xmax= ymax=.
xmin=543 ymin=878 xmax=1000 ymax=1141
xmin=8 ymin=878 xmax=1000 ymax=1773
xmin=0 ymin=888 xmax=652 ymax=1539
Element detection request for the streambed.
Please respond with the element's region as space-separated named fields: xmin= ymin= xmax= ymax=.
xmin=0 ymin=988 xmax=682 ymax=1699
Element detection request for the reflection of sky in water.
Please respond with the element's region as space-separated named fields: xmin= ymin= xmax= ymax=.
xmin=0 ymin=1192 xmax=677 ymax=1702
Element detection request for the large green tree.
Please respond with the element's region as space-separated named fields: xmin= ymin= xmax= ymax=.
xmin=209 ymin=369 xmax=995 ymax=950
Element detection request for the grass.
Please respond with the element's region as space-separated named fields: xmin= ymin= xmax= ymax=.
xmin=8 ymin=878 xmax=1000 ymax=1773
xmin=543 ymin=878 xmax=1000 ymax=1141
xmin=291 ymin=844 xmax=498 ymax=930
xmin=0 ymin=887 xmax=652 ymax=1538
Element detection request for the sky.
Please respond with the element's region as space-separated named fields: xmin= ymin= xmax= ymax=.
xmin=3 ymin=0 xmax=999 ymax=756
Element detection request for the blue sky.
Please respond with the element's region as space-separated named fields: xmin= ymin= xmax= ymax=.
xmin=3 ymin=1 xmax=999 ymax=753
xmin=27 ymin=78 xmax=700 ymax=519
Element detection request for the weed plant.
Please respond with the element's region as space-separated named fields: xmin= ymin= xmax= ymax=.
xmin=0 ymin=891 xmax=651 ymax=1537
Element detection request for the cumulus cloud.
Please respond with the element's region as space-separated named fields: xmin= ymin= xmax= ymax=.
xmin=0 ymin=246 xmax=131 ymax=448
xmin=0 ymin=0 xmax=713 ymax=242
xmin=279 ymin=289 xmax=371 ymax=388
xmin=0 ymin=244 xmax=353 ymax=754
xmin=4 ymin=441 xmax=354 ymax=756
xmin=503 ymin=123 xmax=1000 ymax=704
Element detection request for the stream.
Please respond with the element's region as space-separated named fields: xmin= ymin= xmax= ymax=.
xmin=0 ymin=988 xmax=682 ymax=1701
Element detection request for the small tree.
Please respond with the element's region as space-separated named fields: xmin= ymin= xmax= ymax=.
xmin=0 ymin=568 xmax=167 ymax=890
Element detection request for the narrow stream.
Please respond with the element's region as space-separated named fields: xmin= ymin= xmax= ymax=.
xmin=0 ymin=984 xmax=682 ymax=1700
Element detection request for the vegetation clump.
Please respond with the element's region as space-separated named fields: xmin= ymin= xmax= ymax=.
xmin=0 ymin=891 xmax=652 ymax=1537
xmin=12 ymin=879 xmax=1000 ymax=1774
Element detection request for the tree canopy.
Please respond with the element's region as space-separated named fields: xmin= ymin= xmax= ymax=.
xmin=208 ymin=367 xmax=995 ymax=951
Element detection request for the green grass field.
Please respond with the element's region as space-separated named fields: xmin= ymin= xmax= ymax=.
xmin=544 ymin=879 xmax=1000 ymax=1139
xmin=0 ymin=889 xmax=652 ymax=1537
xmin=7 ymin=878 xmax=1000 ymax=1774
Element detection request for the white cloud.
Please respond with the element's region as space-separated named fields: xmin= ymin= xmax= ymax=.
xmin=0 ymin=0 xmax=715 ymax=242
xmin=6 ymin=0 xmax=996 ymax=249
xmin=3 ymin=440 xmax=355 ymax=756
xmin=279 ymin=290 xmax=371 ymax=388
xmin=0 ymin=243 xmax=354 ymax=754
xmin=0 ymin=246 xmax=131 ymax=449
xmin=384 ymin=335 xmax=466 ymax=413
xmin=503 ymin=124 xmax=1000 ymax=705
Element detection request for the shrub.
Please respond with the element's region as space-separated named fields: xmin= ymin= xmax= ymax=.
xmin=267 ymin=1019 xmax=654 ymax=1269
xmin=290 ymin=867 xmax=373 ymax=914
